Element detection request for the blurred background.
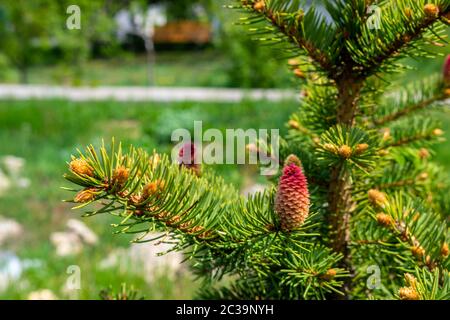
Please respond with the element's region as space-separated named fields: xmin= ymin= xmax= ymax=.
xmin=0 ymin=0 xmax=448 ymax=299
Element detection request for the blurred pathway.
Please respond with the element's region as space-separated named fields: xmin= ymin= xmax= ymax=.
xmin=0 ymin=85 xmax=298 ymax=102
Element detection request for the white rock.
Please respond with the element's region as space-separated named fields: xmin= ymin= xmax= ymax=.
xmin=2 ymin=156 xmax=25 ymax=176
xmin=28 ymin=289 xmax=57 ymax=300
xmin=0 ymin=251 xmax=43 ymax=293
xmin=0 ymin=251 xmax=22 ymax=292
xmin=0 ymin=156 xmax=29 ymax=192
xmin=100 ymin=234 xmax=184 ymax=283
xmin=16 ymin=177 xmax=31 ymax=189
xmin=66 ymin=219 xmax=98 ymax=245
xmin=50 ymin=232 xmax=83 ymax=257
xmin=50 ymin=219 xmax=98 ymax=256
xmin=0 ymin=217 xmax=23 ymax=246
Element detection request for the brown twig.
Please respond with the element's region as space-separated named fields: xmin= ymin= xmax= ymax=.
xmin=248 ymin=4 xmax=333 ymax=73
xmin=373 ymin=94 xmax=444 ymax=126
xmin=360 ymin=8 xmax=450 ymax=77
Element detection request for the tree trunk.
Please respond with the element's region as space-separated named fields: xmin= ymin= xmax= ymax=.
xmin=145 ymin=37 xmax=156 ymax=86
xmin=328 ymin=76 xmax=363 ymax=298
xmin=19 ymin=66 xmax=29 ymax=84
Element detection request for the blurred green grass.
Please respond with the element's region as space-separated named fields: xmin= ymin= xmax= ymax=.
xmin=0 ymin=50 xmax=225 ymax=87
xmin=0 ymin=51 xmax=231 ymax=87
xmin=1 ymin=49 xmax=295 ymax=88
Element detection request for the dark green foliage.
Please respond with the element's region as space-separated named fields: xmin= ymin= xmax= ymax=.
xmin=99 ymin=283 xmax=145 ymax=300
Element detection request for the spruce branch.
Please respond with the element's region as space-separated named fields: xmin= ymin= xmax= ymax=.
xmin=289 ymin=83 xmax=339 ymax=133
xmin=233 ymin=0 xmax=334 ymax=73
xmin=64 ymin=140 xmax=239 ymax=245
xmin=397 ymin=268 xmax=450 ymax=300
xmin=350 ymin=1 xmax=450 ymax=78
xmin=373 ymin=93 xmax=446 ymax=126
xmin=371 ymin=154 xmax=434 ymax=192
xmin=382 ymin=120 xmax=444 ymax=148
xmin=372 ymin=75 xmax=449 ymax=127
xmin=357 ymin=192 xmax=448 ymax=271
xmin=279 ymin=246 xmax=349 ymax=299
xmin=64 ymin=141 xmax=346 ymax=299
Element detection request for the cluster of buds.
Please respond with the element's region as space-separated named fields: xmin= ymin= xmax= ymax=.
xmin=112 ymin=166 xmax=129 ymax=189
xmin=320 ymin=268 xmax=337 ymax=281
xmin=338 ymin=145 xmax=352 ymax=159
xmin=69 ymin=156 xmax=133 ymax=198
xmin=416 ymin=172 xmax=429 ymax=182
xmin=404 ymin=7 xmax=413 ymax=19
xmin=155 ymin=211 xmax=211 ymax=239
xmin=424 ymin=4 xmax=439 ymax=18
xmin=288 ymin=58 xmax=305 ymax=79
xmin=354 ymin=143 xmax=369 ymax=155
xmin=74 ymin=187 xmax=98 ymax=203
xmin=275 ymin=155 xmax=310 ymax=232
xmin=70 ymin=158 xmax=94 ymax=177
xmin=68 ymin=150 xmax=211 ymax=241
xmin=433 ymin=128 xmax=444 ymax=137
xmin=322 ymin=143 xmax=369 ymax=159
xmin=70 ymin=158 xmax=98 ymax=203
xmin=411 ymin=245 xmax=426 ymax=258
xmin=381 ymin=128 xmax=391 ymax=141
xmin=399 ymin=273 xmax=420 ymax=300
xmin=294 ymin=68 xmax=305 ymax=79
xmin=441 ymin=243 xmax=449 ymax=257
xmin=141 ymin=179 xmax=165 ymax=202
xmin=368 ymin=189 xmax=388 ymax=208
xmin=253 ymin=0 xmax=265 ymax=13
xmin=418 ymin=148 xmax=430 ymax=160
xmin=288 ymin=119 xmax=301 ymax=130
xmin=376 ymin=213 xmax=392 ymax=227
xmin=399 ymin=286 xmax=420 ymax=300
xmin=386 ymin=217 xmax=434 ymax=265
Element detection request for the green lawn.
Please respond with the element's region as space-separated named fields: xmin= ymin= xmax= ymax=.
xmin=0 ymin=50 xmax=226 ymax=87
xmin=0 ymin=49 xmax=295 ymax=88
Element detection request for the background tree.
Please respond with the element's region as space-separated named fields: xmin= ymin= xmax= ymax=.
xmin=53 ymin=0 xmax=120 ymax=85
xmin=0 ymin=0 xmax=118 ymax=84
xmin=64 ymin=0 xmax=450 ymax=299
xmin=161 ymin=0 xmax=213 ymax=21
xmin=0 ymin=0 xmax=59 ymax=83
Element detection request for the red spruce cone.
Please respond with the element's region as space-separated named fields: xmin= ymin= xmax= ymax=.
xmin=275 ymin=156 xmax=310 ymax=232
xmin=178 ymin=142 xmax=201 ymax=176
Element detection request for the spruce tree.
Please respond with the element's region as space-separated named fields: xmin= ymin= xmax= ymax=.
xmin=63 ymin=0 xmax=450 ymax=299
